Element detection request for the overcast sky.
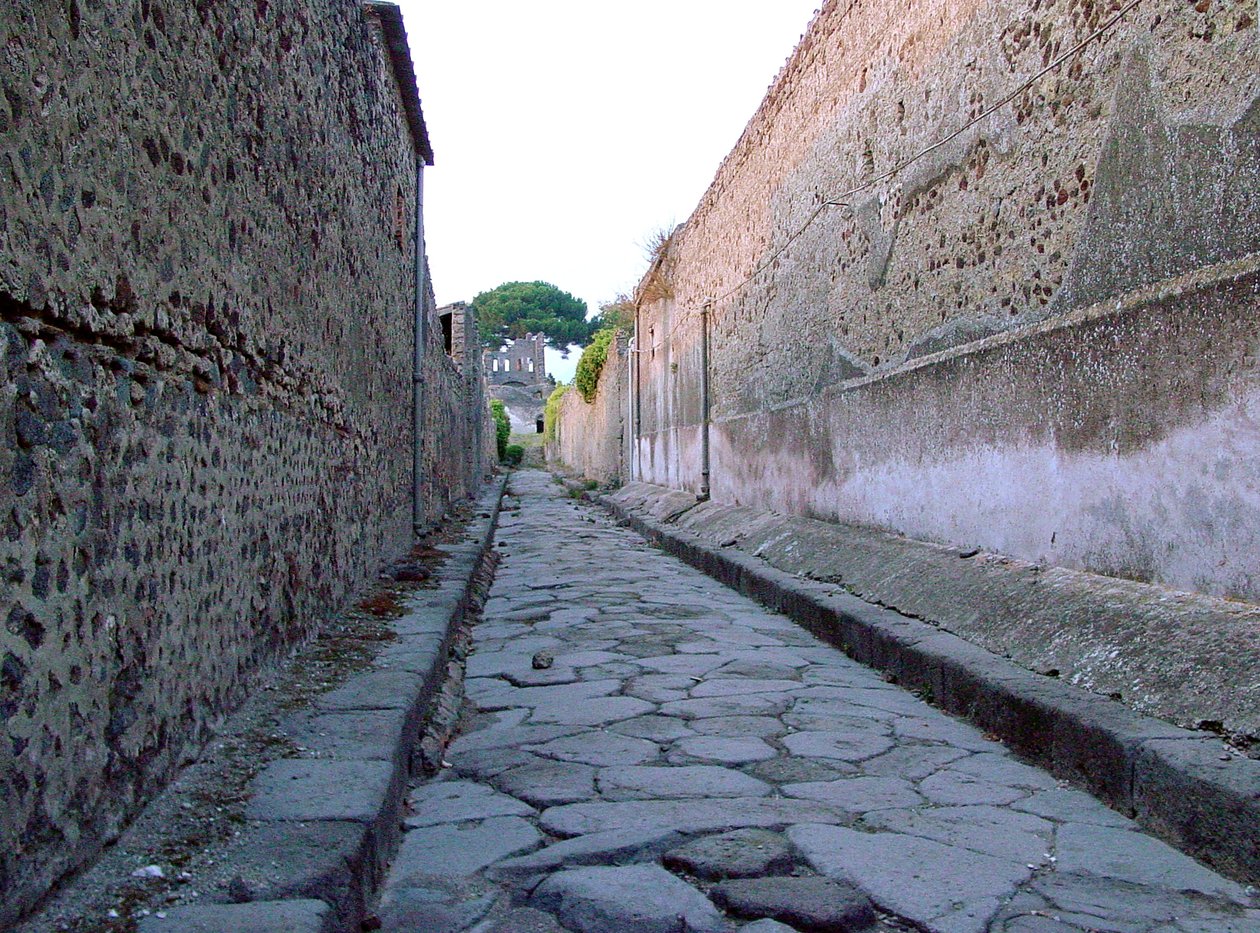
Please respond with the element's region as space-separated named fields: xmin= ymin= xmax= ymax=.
xmin=401 ymin=1 xmax=821 ymax=379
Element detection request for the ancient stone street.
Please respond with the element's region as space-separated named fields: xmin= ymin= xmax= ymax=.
xmin=374 ymin=471 xmax=1259 ymax=933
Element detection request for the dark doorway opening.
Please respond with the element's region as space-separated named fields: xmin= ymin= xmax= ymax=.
xmin=535 ymin=417 xmax=545 ymax=434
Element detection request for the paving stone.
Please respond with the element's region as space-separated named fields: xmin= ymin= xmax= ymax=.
xmin=541 ymin=797 xmax=847 ymax=838
xmin=495 ymin=760 xmax=598 ymax=806
xmin=918 ymin=768 xmax=1030 ymax=806
xmin=312 ymin=669 xmax=423 ymax=712
xmin=690 ymin=678 xmax=805 ymax=698
xmin=137 ymin=900 xmax=332 ymax=933
xmin=673 ymin=735 xmax=778 ymax=764
xmin=531 ymin=694 xmax=657 ymax=726
xmin=245 ymin=759 xmax=395 ymax=824
xmin=406 ymin=780 xmax=536 ymax=827
xmin=472 ymin=678 xmax=623 ymax=712
xmin=747 ymin=757 xmax=858 ymax=784
xmin=278 ymin=707 xmax=409 ymax=761
xmin=782 ymin=731 xmax=895 ymax=763
xmin=661 ymin=693 xmax=795 ymax=720
xmin=609 ymin=714 xmax=698 ymax=742
xmin=782 ymin=776 xmax=925 ymax=813
xmin=690 ymin=716 xmax=788 ymax=738
xmin=448 ymin=720 xmax=586 ymax=754
xmin=525 ymin=730 xmax=662 ymax=766
xmin=1054 ymin=822 xmax=1250 ymax=901
xmin=490 ymin=827 xmax=688 ymax=879
xmin=737 ymin=921 xmax=802 ymax=933
xmin=1010 ymin=787 xmax=1137 ymax=828
xmin=389 ymin=816 xmax=542 ymax=877
xmin=789 ymin=823 xmax=1033 ymax=933
xmin=452 ymin=747 xmax=541 ymax=779
xmin=377 ymin=876 xmax=503 ymax=933
xmin=480 ymin=907 xmax=569 ymax=933
xmin=711 ymin=876 xmax=877 ymax=931
xmin=599 ymin=765 xmax=773 ymax=800
xmin=662 ymin=828 xmax=795 ymax=880
xmin=626 ymin=673 xmax=703 ymax=703
xmin=782 ymin=711 xmax=894 ymax=734
xmin=860 ymin=805 xmax=1054 ymax=862
xmin=858 ymin=744 xmax=971 ymax=780
xmin=503 ymin=667 xmax=580 ymax=687
xmin=530 ymin=864 xmax=730 ymax=933
xmin=950 ymin=752 xmax=1061 ymax=790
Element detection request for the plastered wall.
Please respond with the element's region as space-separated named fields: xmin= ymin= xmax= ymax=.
xmin=629 ymin=0 xmax=1258 ymax=599
xmin=0 ymin=1 xmax=486 ymax=921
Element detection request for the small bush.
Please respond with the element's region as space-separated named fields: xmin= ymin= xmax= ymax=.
xmin=504 ymin=444 xmax=524 ymax=466
xmin=574 ymin=328 xmax=616 ymax=403
xmin=490 ymin=400 xmax=510 ymax=460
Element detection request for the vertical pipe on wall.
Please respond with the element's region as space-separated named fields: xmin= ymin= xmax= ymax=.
xmin=412 ymin=160 xmax=427 ymax=538
xmin=633 ymin=304 xmax=642 ymax=483
xmin=699 ymin=301 xmax=711 ymax=501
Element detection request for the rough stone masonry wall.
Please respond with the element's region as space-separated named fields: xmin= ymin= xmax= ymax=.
xmin=548 ymin=334 xmax=629 ymax=485
xmin=0 ymin=1 xmax=483 ymax=922
xmin=631 ymin=0 xmax=1259 ymax=601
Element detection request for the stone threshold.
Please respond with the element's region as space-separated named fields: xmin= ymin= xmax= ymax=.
xmin=596 ymin=480 xmax=1260 ymax=887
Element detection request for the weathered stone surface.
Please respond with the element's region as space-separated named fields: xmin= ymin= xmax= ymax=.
xmin=781 ymin=731 xmax=895 ymax=763
xmin=541 ymin=798 xmax=846 ymax=838
xmin=136 ymin=900 xmax=332 ymax=933
xmin=1053 ymin=822 xmax=1250 ymax=901
xmin=662 ymin=829 xmax=795 ymax=880
xmin=781 ymin=777 xmax=925 ymax=813
xmin=245 ymin=760 xmax=395 ymax=824
xmin=525 ymin=731 xmax=661 ymax=767
xmin=673 ymin=736 xmax=778 ymax=764
xmin=406 ymin=780 xmax=536 ymax=827
xmin=598 ymin=765 xmax=772 ymax=801
xmin=531 ymin=864 xmax=730 ymax=933
xmin=860 ymin=806 xmax=1053 ymax=863
xmin=789 ymin=823 xmax=1033 ymax=932
xmin=710 ymin=876 xmax=877 ymax=931
xmin=389 ymin=816 xmax=542 ymax=878
xmin=490 ymin=827 xmax=687 ymax=879
xmin=495 ymin=761 xmax=598 ymax=807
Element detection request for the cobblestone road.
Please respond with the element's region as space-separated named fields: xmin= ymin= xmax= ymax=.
xmin=376 ymin=471 xmax=1259 ymax=933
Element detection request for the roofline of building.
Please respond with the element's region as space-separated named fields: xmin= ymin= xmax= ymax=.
xmin=363 ymin=1 xmax=435 ymax=165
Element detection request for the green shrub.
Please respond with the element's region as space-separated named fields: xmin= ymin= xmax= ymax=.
xmin=490 ymin=400 xmax=510 ymax=460
xmin=504 ymin=444 xmax=524 ymax=466
xmin=573 ymin=328 xmax=616 ymax=403
xmin=543 ymin=384 xmax=569 ymax=442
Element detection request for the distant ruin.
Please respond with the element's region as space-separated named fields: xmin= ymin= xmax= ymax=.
xmin=485 ymin=333 xmax=547 ymax=386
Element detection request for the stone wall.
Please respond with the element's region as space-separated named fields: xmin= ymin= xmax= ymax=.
xmin=0 ymin=1 xmax=487 ymax=921
xmin=623 ymin=0 xmax=1259 ymax=601
xmin=548 ymin=334 xmax=630 ymax=485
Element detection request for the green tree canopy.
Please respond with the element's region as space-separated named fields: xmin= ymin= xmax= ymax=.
xmin=592 ymin=294 xmax=636 ymax=334
xmin=472 ymin=281 xmax=593 ymax=349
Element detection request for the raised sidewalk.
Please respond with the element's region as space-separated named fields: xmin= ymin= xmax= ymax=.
xmin=599 ymin=481 xmax=1260 ymax=885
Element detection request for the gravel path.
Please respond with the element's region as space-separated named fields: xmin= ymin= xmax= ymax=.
xmin=375 ymin=470 xmax=1259 ymax=933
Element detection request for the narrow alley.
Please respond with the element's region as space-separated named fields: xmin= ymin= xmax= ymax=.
xmin=372 ymin=471 xmax=1258 ymax=933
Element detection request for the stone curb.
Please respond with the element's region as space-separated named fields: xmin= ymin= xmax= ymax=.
xmin=597 ymin=489 xmax=1260 ymax=886
xmin=148 ymin=475 xmax=509 ymax=933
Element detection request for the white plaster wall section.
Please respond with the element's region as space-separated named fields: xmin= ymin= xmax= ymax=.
xmin=726 ymin=383 xmax=1260 ymax=600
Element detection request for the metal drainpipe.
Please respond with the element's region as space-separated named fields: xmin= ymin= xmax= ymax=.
xmin=699 ymin=301 xmax=711 ymax=501
xmin=633 ymin=304 xmax=642 ymax=483
xmin=412 ymin=159 xmax=427 ymax=538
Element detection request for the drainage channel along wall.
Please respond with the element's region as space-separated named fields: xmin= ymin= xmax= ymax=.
xmin=628 ymin=0 xmax=1259 ymax=603
xmin=0 ymin=2 xmax=489 ymax=922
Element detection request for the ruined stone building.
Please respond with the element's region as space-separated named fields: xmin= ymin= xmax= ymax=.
xmin=486 ymin=334 xmax=551 ymax=433
xmin=0 ymin=1 xmax=491 ymax=922
xmin=558 ymin=0 xmax=1258 ymax=605
xmin=485 ymin=332 xmax=548 ymax=386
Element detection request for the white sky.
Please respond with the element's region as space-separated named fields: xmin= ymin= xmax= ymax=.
xmin=401 ymin=1 xmax=821 ymax=380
